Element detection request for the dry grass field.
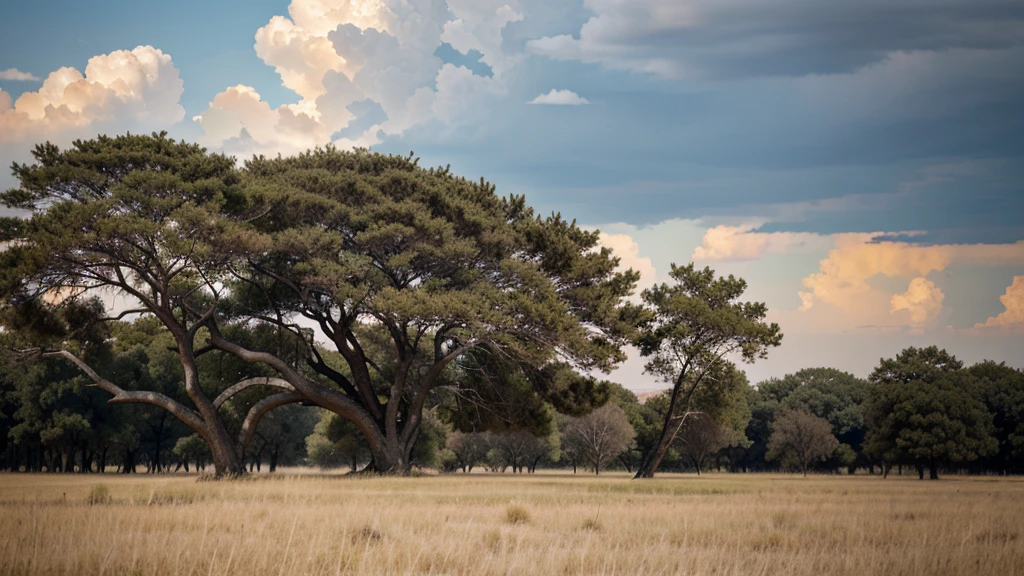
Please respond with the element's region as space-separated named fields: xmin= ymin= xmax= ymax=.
xmin=1 ymin=471 xmax=1022 ymax=576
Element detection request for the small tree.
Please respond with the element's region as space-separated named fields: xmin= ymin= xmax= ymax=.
xmin=445 ymin=431 xmax=489 ymax=473
xmin=767 ymin=410 xmax=838 ymax=476
xmin=564 ymin=404 xmax=635 ymax=475
xmin=674 ymin=414 xmax=733 ymax=475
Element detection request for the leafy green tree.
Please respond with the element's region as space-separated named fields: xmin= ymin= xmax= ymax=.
xmin=865 ymin=347 xmax=996 ymax=479
xmin=757 ymin=368 xmax=868 ymax=472
xmin=2 ymin=135 xmax=639 ymax=476
xmin=633 ymin=265 xmax=781 ymax=478
xmin=767 ymin=409 xmax=839 ymax=476
xmin=173 ymin=434 xmax=213 ymax=472
xmin=968 ymin=361 xmax=1024 ymax=475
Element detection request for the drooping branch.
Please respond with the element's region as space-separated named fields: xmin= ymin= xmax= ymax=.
xmin=213 ymin=377 xmax=296 ymax=409
xmin=38 ymin=349 xmax=207 ymax=434
xmin=238 ymin=391 xmax=306 ymax=451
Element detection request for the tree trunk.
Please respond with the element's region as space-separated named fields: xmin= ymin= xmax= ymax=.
xmin=929 ymin=459 xmax=939 ymax=480
xmin=634 ymin=434 xmax=673 ymax=479
xmin=916 ymin=462 xmax=925 ymax=480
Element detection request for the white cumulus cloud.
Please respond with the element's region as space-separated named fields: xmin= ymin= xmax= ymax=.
xmin=798 ymin=236 xmax=1024 ymax=315
xmin=598 ymin=232 xmax=657 ymax=297
xmin=197 ymin=0 xmax=525 ymax=156
xmin=890 ymin=277 xmax=945 ymax=326
xmin=976 ymin=276 xmax=1024 ymax=329
xmin=528 ymin=89 xmax=590 ymax=105
xmin=0 ymin=46 xmax=184 ymax=145
xmin=691 ymin=224 xmax=816 ymax=260
xmin=0 ymin=68 xmax=40 ymax=81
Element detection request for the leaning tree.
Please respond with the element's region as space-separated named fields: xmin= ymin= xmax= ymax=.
xmin=209 ymin=147 xmax=643 ymax=472
xmin=633 ymin=263 xmax=782 ymax=478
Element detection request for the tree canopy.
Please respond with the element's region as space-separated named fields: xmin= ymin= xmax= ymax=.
xmin=1 ymin=134 xmax=641 ymax=475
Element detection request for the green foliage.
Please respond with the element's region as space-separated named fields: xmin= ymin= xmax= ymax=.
xmin=750 ymin=368 xmax=868 ymax=472
xmin=969 ymin=361 xmax=1024 ymax=472
xmin=633 ymin=263 xmax=782 ymax=477
xmin=865 ymin=347 xmax=997 ymax=474
xmin=767 ymin=410 xmax=839 ymax=475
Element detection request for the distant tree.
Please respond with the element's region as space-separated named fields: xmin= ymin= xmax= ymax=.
xmin=756 ymin=368 xmax=868 ymax=473
xmin=445 ymin=431 xmax=489 ymax=473
xmin=492 ymin=431 xmax=551 ymax=474
xmin=563 ymin=404 xmax=635 ymax=475
xmin=767 ymin=410 xmax=839 ymax=476
xmin=247 ymin=404 xmax=318 ymax=472
xmin=305 ymin=410 xmax=372 ymax=471
xmin=173 ymin=434 xmax=213 ymax=472
xmin=674 ymin=414 xmax=734 ymax=475
xmin=968 ymin=361 xmax=1024 ymax=475
xmin=865 ymin=347 xmax=996 ymax=479
xmin=557 ymin=414 xmax=585 ymax=474
xmin=633 ymin=264 xmax=782 ymax=478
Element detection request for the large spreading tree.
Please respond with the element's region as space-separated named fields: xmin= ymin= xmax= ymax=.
xmin=209 ymin=148 xmax=642 ymax=472
xmin=2 ymin=134 xmax=642 ymax=475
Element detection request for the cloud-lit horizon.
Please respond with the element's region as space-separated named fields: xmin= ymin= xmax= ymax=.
xmin=2 ymin=0 xmax=1022 ymax=391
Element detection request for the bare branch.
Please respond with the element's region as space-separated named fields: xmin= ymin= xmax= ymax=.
xmin=213 ymin=377 xmax=296 ymax=409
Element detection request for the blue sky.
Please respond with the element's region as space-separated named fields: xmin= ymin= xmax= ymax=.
xmin=2 ymin=0 xmax=1022 ymax=390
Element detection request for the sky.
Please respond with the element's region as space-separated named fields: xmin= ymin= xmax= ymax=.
xmin=1 ymin=0 xmax=1023 ymax=391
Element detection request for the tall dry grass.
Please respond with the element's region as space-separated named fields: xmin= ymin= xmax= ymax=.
xmin=1 ymin=471 xmax=1022 ymax=575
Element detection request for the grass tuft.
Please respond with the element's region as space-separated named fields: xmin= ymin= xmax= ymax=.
xmin=86 ymin=484 xmax=111 ymax=505
xmin=504 ymin=503 xmax=530 ymax=524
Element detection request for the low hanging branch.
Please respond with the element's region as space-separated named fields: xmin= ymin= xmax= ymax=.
xmin=35 ymin=349 xmax=207 ymax=434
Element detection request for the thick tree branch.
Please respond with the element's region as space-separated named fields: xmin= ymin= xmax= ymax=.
xmin=213 ymin=377 xmax=296 ymax=409
xmin=39 ymin=349 xmax=206 ymax=434
xmin=238 ymin=391 xmax=306 ymax=451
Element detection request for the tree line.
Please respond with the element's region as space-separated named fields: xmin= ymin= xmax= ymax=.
xmin=0 ymin=133 xmax=1019 ymax=480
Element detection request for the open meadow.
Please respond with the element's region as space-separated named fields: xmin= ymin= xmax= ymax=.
xmin=1 ymin=472 xmax=1022 ymax=576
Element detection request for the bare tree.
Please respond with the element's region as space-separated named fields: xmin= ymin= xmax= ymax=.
xmin=493 ymin=431 xmax=554 ymax=474
xmin=767 ymin=410 xmax=839 ymax=476
xmin=564 ymin=404 xmax=635 ymax=475
xmin=674 ymin=413 xmax=734 ymax=475
xmin=445 ymin=432 xmax=489 ymax=473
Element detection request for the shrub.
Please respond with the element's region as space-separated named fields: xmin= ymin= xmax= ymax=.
xmin=505 ymin=503 xmax=530 ymax=524
xmin=87 ymin=484 xmax=111 ymax=505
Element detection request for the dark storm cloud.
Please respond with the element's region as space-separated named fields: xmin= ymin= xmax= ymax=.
xmin=527 ymin=0 xmax=1024 ymax=78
